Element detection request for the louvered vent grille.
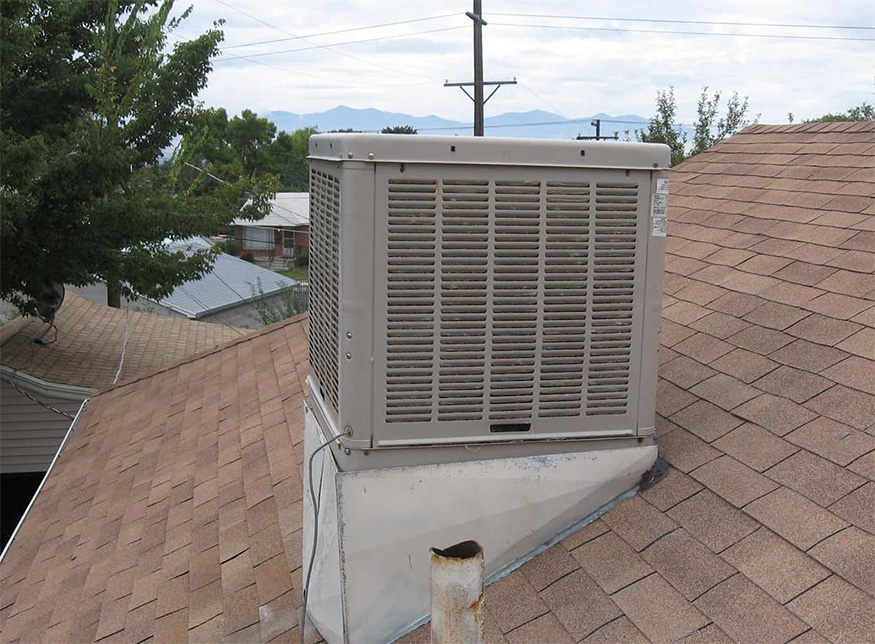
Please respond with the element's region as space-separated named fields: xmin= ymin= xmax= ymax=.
xmin=438 ymin=180 xmax=489 ymax=421
xmin=380 ymin=174 xmax=641 ymax=428
xmin=385 ymin=179 xmax=437 ymax=423
xmin=587 ymin=183 xmax=638 ymax=416
xmin=490 ymin=181 xmax=540 ymax=421
xmin=309 ymin=169 xmax=341 ymax=413
xmin=539 ymin=182 xmax=590 ymax=417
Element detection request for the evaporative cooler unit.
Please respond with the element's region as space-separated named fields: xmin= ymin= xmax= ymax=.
xmin=303 ymin=134 xmax=670 ymax=643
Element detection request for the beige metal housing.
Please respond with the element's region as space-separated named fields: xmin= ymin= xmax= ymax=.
xmin=307 ymin=134 xmax=670 ymax=470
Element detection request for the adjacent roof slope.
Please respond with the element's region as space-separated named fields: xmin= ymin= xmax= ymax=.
xmin=233 ymin=192 xmax=310 ymax=229
xmin=158 ymin=239 xmax=298 ymax=318
xmin=0 ymin=292 xmax=247 ymax=390
xmin=1 ymin=122 xmax=872 ymax=644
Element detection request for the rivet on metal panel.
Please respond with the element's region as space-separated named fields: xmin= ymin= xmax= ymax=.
xmin=368 ymin=152 xmax=375 ymax=159
xmin=653 ymin=162 xmax=658 ymax=168
xmin=347 ymin=152 xmax=354 ymax=159
xmin=346 ymin=331 xmax=352 ymax=339
xmin=344 ymin=448 xmax=351 ymax=455
xmin=344 ymin=426 xmax=353 ymax=437
xmin=346 ymin=352 xmax=352 ymax=360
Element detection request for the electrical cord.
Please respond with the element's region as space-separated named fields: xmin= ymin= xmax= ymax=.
xmin=301 ymin=431 xmax=344 ymax=644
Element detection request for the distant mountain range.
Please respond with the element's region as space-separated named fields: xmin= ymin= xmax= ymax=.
xmin=265 ymin=105 xmax=654 ymax=140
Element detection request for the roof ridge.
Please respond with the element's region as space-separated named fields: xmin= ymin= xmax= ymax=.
xmin=739 ymin=121 xmax=875 ymax=134
xmin=91 ymin=311 xmax=310 ymax=399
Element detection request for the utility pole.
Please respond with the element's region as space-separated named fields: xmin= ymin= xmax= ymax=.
xmin=445 ymin=1 xmax=516 ymax=136
xmin=472 ymin=0 xmax=485 ymax=136
xmin=576 ymin=119 xmax=619 ymax=141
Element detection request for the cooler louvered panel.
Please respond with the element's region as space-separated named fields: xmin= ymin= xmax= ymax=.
xmin=539 ymin=181 xmax=590 ymax=417
xmin=587 ymin=182 xmax=639 ymax=415
xmin=385 ymin=179 xmax=437 ymax=423
xmin=489 ymin=181 xmax=540 ymax=421
xmin=437 ymin=180 xmax=489 ymax=421
xmin=309 ymin=169 xmax=341 ymax=413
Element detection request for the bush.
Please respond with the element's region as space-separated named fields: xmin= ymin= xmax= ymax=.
xmin=296 ymin=250 xmax=309 ymax=267
xmin=240 ymin=250 xmax=255 ymax=263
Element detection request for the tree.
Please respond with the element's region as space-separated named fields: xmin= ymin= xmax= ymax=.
xmin=382 ymin=125 xmax=417 ymax=134
xmin=1 ymin=0 xmax=274 ymax=314
xmin=810 ymin=102 xmax=875 ymax=122
xmin=269 ymin=127 xmax=318 ymax=192
xmin=636 ymin=87 xmax=687 ymax=166
xmin=690 ymin=87 xmax=754 ymax=157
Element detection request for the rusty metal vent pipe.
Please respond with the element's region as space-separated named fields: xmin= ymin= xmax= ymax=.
xmin=430 ymin=540 xmax=485 ymax=643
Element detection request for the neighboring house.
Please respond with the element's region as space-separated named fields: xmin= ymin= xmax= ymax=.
xmin=1 ymin=122 xmax=873 ymax=643
xmin=233 ymin=192 xmax=310 ymax=268
xmin=69 ymin=238 xmax=304 ymax=329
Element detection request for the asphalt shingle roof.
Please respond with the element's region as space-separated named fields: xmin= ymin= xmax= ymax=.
xmin=0 ymin=122 xmax=872 ymax=643
xmin=0 ymin=292 xmax=248 ymax=390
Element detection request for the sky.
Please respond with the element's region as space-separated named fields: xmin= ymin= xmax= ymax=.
xmin=176 ymin=0 xmax=875 ymax=127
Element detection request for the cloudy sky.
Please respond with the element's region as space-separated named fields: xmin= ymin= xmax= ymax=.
xmin=177 ymin=0 xmax=875 ymax=126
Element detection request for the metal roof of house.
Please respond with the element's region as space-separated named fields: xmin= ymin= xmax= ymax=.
xmin=0 ymin=122 xmax=873 ymax=643
xmin=0 ymin=292 xmax=246 ymax=391
xmin=233 ymin=192 xmax=310 ymax=229
xmin=159 ymin=238 xmax=298 ymax=318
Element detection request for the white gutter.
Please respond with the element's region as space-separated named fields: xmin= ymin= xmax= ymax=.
xmin=0 ymin=397 xmax=88 ymax=565
xmin=1 ymin=365 xmax=96 ymax=400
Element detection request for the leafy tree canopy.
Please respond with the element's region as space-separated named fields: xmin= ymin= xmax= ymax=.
xmin=809 ymin=102 xmax=875 ymax=122
xmin=182 ymin=109 xmax=317 ymax=192
xmin=0 ymin=0 xmax=274 ymax=314
xmin=382 ymin=125 xmax=417 ymax=134
xmin=636 ymin=86 xmax=755 ymax=166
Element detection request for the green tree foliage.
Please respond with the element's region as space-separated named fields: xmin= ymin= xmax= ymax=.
xmin=690 ymin=87 xmax=754 ymax=156
xmin=810 ymin=102 xmax=875 ymax=122
xmin=248 ymin=277 xmax=306 ymax=325
xmin=636 ymin=87 xmax=687 ymax=166
xmin=382 ymin=125 xmax=417 ymax=134
xmin=1 ymin=0 xmax=274 ymax=314
xmin=183 ymin=111 xmax=316 ymax=192
xmin=638 ymin=86 xmax=756 ymax=166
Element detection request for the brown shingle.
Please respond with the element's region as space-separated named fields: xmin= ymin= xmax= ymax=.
xmin=659 ymin=356 xmax=717 ymax=389
xmin=786 ymin=313 xmax=863 ymax=346
xmin=821 ymin=356 xmax=875 ymax=395
xmin=639 ymin=467 xmax=704 ymax=511
xmin=570 ymin=532 xmax=653 ymax=594
xmin=769 ymin=339 xmax=849 ymax=372
xmin=695 ymin=575 xmax=807 ymax=644
xmin=519 ymin=545 xmax=579 ymax=592
xmin=691 ymin=456 xmax=779 ymax=507
xmin=561 ymin=519 xmax=610 ymax=551
xmin=766 ymin=450 xmax=866 ymax=507
xmin=667 ymin=490 xmax=759 ymax=553
xmin=787 ymin=576 xmax=875 ymax=644
xmin=804 ymin=384 xmax=875 ymax=430
xmin=671 ymin=400 xmax=744 ymax=442
xmin=786 ymin=417 xmax=875 ymax=466
xmin=641 ymin=529 xmax=736 ymax=601
xmin=773 ymin=262 xmax=838 ymax=286
xmin=486 ymin=571 xmax=548 ymax=633
xmin=673 ymin=333 xmax=735 ymax=364
xmin=836 ymin=327 xmax=875 ymax=359
xmin=539 ymin=570 xmax=621 ymax=640
xmin=728 ymin=325 xmax=794 ymax=354
xmin=713 ymin=423 xmax=799 ymax=472
xmin=808 ymin=527 xmax=875 ymax=597
xmin=828 ymin=482 xmax=875 ymax=533
xmin=804 ymin=292 xmax=873 ymax=320
xmin=581 ymin=617 xmax=648 ymax=644
xmin=721 ymin=528 xmax=830 ymax=604
xmin=612 ymin=574 xmax=710 ymax=643
xmin=663 ymin=301 xmax=713 ymax=325
xmin=600 ymin=496 xmax=677 ymax=552
xmin=708 ymin=291 xmax=766 ymax=317
xmin=689 ymin=374 xmax=760 ymax=411
xmin=753 ymin=366 xmax=833 ymax=404
xmin=656 ymin=380 xmax=698 ymax=417
xmin=743 ymin=301 xmax=810 ymax=330
xmin=688 ymin=311 xmax=752 ymax=339
xmin=710 ymin=348 xmax=779 ymax=383
xmin=745 ymin=487 xmax=847 ymax=550
xmin=505 ymin=613 xmax=574 ymax=644
xmin=657 ymin=428 xmax=722 ymax=473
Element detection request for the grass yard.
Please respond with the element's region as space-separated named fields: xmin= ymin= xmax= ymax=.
xmin=276 ymin=268 xmax=309 ymax=281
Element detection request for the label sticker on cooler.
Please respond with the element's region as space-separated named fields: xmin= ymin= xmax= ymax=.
xmin=656 ymin=178 xmax=670 ymax=195
xmin=651 ymin=193 xmax=668 ymax=237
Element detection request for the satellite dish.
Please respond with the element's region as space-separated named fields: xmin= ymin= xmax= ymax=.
xmin=36 ymin=283 xmax=65 ymax=324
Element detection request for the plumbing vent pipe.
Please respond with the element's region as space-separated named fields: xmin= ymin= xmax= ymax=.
xmin=430 ymin=540 xmax=484 ymax=643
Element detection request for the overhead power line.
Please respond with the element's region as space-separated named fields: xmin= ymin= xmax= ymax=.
xmin=214 ymin=0 xmax=443 ymax=81
xmin=221 ymin=12 xmax=459 ymax=49
xmin=490 ymin=12 xmax=875 ymax=31
xmin=215 ymin=25 xmax=467 ymax=61
xmin=490 ymin=22 xmax=875 ymax=42
xmin=414 ymin=116 xmax=690 ymax=133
